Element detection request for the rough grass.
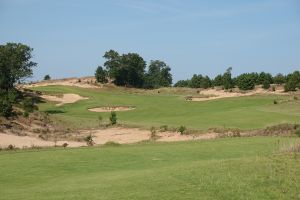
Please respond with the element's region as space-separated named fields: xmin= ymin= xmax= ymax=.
xmin=33 ymin=85 xmax=300 ymax=130
xmin=0 ymin=137 xmax=299 ymax=200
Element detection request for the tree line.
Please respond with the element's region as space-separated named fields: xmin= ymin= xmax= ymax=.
xmin=95 ymin=50 xmax=172 ymax=89
xmin=174 ymin=67 xmax=300 ymax=92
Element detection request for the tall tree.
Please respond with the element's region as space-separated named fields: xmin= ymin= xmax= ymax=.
xmin=222 ymin=67 xmax=234 ymax=90
xmin=0 ymin=43 xmax=37 ymax=91
xmin=144 ymin=60 xmax=172 ymax=88
xmin=95 ymin=66 xmax=108 ymax=83
xmin=103 ymin=50 xmax=120 ymax=79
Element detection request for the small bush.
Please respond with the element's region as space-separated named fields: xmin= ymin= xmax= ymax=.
xmin=272 ymin=86 xmax=276 ymax=91
xmin=262 ymin=81 xmax=270 ymax=89
xmin=273 ymin=100 xmax=278 ymax=104
xmin=178 ymin=126 xmax=186 ymax=135
xmin=294 ymin=96 xmax=298 ymax=100
xmin=22 ymin=97 xmax=35 ymax=113
xmin=0 ymin=97 xmax=13 ymax=118
xmin=6 ymin=144 xmax=16 ymax=150
xmin=44 ymin=74 xmax=51 ymax=80
xmin=84 ymin=134 xmax=94 ymax=146
xmin=150 ymin=126 xmax=157 ymax=140
xmin=62 ymin=143 xmax=68 ymax=148
xmin=109 ymin=111 xmax=117 ymax=125
xmin=160 ymin=125 xmax=168 ymax=132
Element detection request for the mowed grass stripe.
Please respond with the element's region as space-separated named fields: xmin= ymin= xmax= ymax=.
xmin=0 ymin=137 xmax=299 ymax=200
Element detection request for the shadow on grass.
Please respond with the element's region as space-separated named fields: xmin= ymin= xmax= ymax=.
xmin=45 ymin=110 xmax=66 ymax=114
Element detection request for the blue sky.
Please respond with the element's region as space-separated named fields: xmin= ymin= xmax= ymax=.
xmin=1 ymin=0 xmax=299 ymax=82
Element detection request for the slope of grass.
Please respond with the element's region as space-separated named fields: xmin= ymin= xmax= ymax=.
xmin=0 ymin=137 xmax=299 ymax=200
xmin=34 ymin=85 xmax=300 ymax=130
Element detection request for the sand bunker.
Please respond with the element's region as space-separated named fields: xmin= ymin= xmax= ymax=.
xmin=88 ymin=106 xmax=136 ymax=112
xmin=190 ymin=87 xmax=286 ymax=102
xmin=0 ymin=133 xmax=85 ymax=148
xmin=0 ymin=127 xmax=217 ymax=148
xmin=42 ymin=93 xmax=88 ymax=106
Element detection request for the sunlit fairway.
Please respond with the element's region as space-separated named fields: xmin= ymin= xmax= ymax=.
xmin=0 ymin=137 xmax=299 ymax=200
xmin=33 ymin=85 xmax=300 ymax=130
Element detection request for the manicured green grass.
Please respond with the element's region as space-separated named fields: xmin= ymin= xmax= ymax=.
xmin=0 ymin=137 xmax=299 ymax=200
xmin=34 ymin=86 xmax=300 ymax=130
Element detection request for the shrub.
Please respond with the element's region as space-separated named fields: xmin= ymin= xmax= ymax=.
xmin=0 ymin=97 xmax=13 ymax=118
xmin=6 ymin=144 xmax=16 ymax=150
xmin=95 ymin=66 xmax=108 ymax=83
xmin=109 ymin=111 xmax=117 ymax=125
xmin=22 ymin=97 xmax=35 ymax=113
xmin=160 ymin=125 xmax=168 ymax=132
xmin=84 ymin=134 xmax=94 ymax=146
xmin=236 ymin=73 xmax=256 ymax=90
xmin=44 ymin=74 xmax=51 ymax=80
xmin=262 ymin=80 xmax=270 ymax=89
xmin=273 ymin=100 xmax=278 ymax=104
xmin=62 ymin=143 xmax=68 ymax=148
xmin=178 ymin=125 xmax=186 ymax=135
xmin=150 ymin=126 xmax=157 ymax=140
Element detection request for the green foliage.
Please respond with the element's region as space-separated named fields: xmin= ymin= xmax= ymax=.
xmin=160 ymin=125 xmax=168 ymax=132
xmin=262 ymin=80 xmax=271 ymax=89
xmin=222 ymin=67 xmax=234 ymax=90
xmin=0 ymin=43 xmax=37 ymax=91
xmin=109 ymin=111 xmax=117 ymax=125
xmin=144 ymin=60 xmax=172 ymax=89
xmin=236 ymin=73 xmax=256 ymax=90
xmin=44 ymin=74 xmax=51 ymax=81
xmin=213 ymin=74 xmax=223 ymax=86
xmin=0 ymin=96 xmax=13 ymax=117
xmin=273 ymin=73 xmax=286 ymax=84
xmin=103 ymin=50 xmax=146 ymax=88
xmin=178 ymin=125 xmax=186 ymax=135
xmin=22 ymin=97 xmax=35 ymax=113
xmin=102 ymin=50 xmax=172 ymax=89
xmin=258 ymin=72 xmax=273 ymax=85
xmin=95 ymin=66 xmax=108 ymax=83
xmin=284 ymin=71 xmax=300 ymax=92
xmin=174 ymin=80 xmax=190 ymax=87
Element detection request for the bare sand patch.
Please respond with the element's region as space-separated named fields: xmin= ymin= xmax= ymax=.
xmin=42 ymin=93 xmax=88 ymax=106
xmin=24 ymin=77 xmax=100 ymax=89
xmin=0 ymin=133 xmax=85 ymax=148
xmin=88 ymin=106 xmax=136 ymax=112
xmin=84 ymin=127 xmax=217 ymax=144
